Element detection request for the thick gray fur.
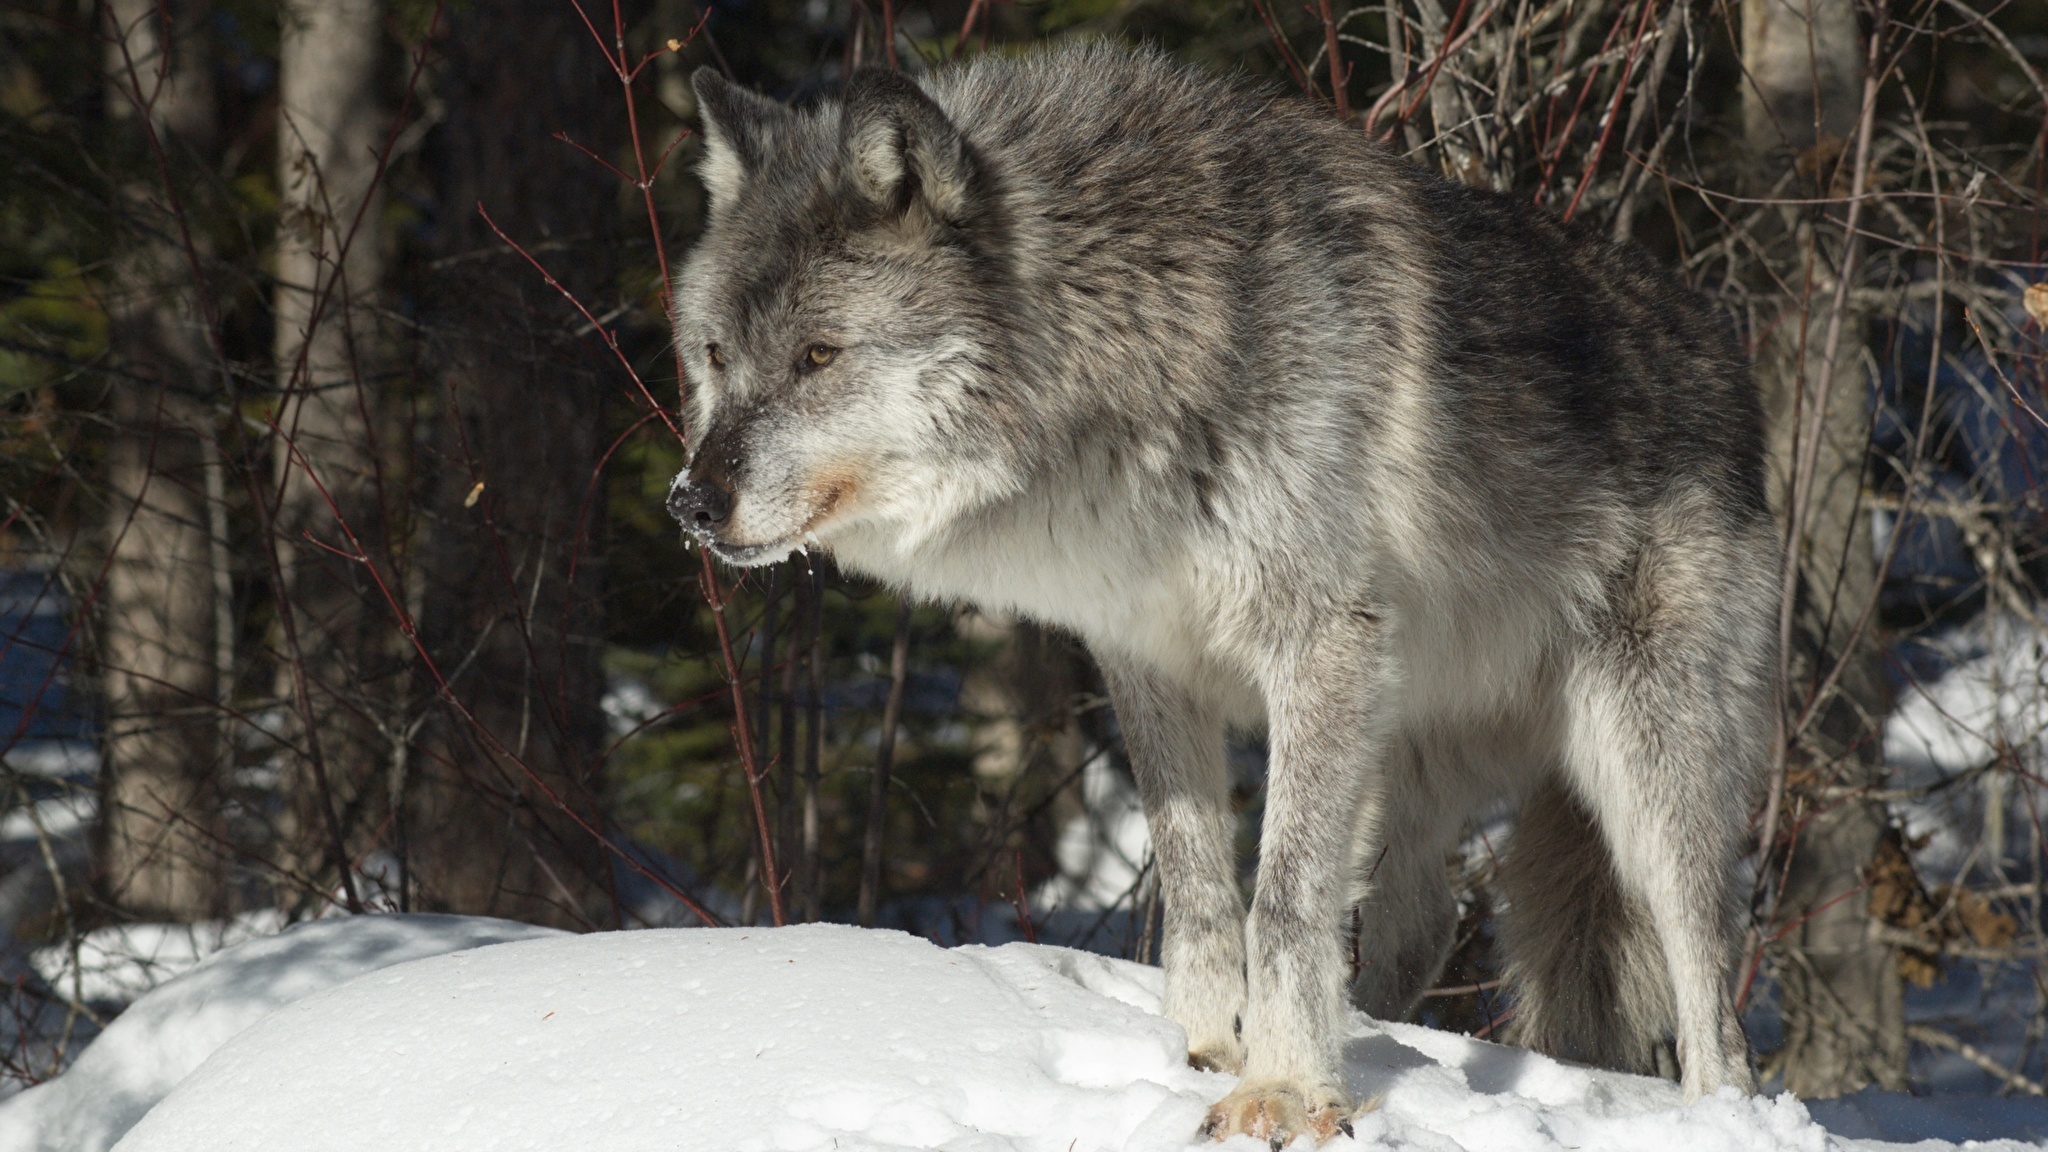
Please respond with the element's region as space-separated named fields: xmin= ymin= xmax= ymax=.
xmin=667 ymin=43 xmax=1772 ymax=1141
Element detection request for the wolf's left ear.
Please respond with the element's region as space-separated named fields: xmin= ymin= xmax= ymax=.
xmin=840 ymin=69 xmax=979 ymax=224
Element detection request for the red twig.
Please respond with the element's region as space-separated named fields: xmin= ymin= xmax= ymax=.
xmin=275 ymin=420 xmax=723 ymax=926
xmin=550 ymin=130 xmax=635 ymax=184
xmin=1393 ymin=0 xmax=1477 ymax=127
xmin=1473 ymin=1004 xmax=1518 ymax=1039
xmin=1251 ymin=0 xmax=1315 ymax=96
xmin=474 ymin=204 xmax=682 ymax=441
xmin=1365 ymin=0 xmax=1497 ymax=141
xmin=1532 ymin=0 xmax=1637 ymax=204
xmin=1318 ymin=0 xmax=1352 ymax=115
xmin=549 ymin=0 xmax=786 ymax=926
xmin=955 ymin=0 xmax=988 ymax=60
xmin=650 ymin=127 xmax=694 ymax=180
xmin=1560 ymin=0 xmax=1662 ymax=222
xmin=1736 ymin=880 xmax=1872 ymax=1011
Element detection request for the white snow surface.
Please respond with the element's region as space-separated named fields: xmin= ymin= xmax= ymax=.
xmin=0 ymin=917 xmax=2032 ymax=1152
xmin=0 ymin=914 xmax=563 ymax=1152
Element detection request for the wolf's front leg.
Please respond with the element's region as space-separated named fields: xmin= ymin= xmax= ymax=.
xmin=1206 ymin=614 xmax=1389 ymax=1145
xmin=1098 ymin=657 xmax=1247 ymax=1073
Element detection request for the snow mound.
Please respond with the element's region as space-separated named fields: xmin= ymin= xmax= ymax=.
xmin=67 ymin=920 xmax=2037 ymax=1152
xmin=0 ymin=913 xmax=563 ymax=1152
xmin=113 ymin=924 xmax=1220 ymax=1152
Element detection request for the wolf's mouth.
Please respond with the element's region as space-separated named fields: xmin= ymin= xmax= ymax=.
xmin=670 ymin=499 xmax=796 ymax=566
xmin=702 ymin=537 xmax=792 ymax=567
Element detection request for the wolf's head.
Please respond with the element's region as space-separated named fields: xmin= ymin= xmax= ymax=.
xmin=666 ymin=68 xmax=1028 ymax=567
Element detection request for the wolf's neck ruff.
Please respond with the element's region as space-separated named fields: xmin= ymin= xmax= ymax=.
xmin=667 ymin=43 xmax=1771 ymax=1145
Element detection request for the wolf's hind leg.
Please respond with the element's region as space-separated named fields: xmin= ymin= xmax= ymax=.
xmin=1500 ymin=773 xmax=1673 ymax=1075
xmin=1556 ymin=531 xmax=1769 ymax=1097
xmin=1098 ymin=656 xmax=1247 ymax=1072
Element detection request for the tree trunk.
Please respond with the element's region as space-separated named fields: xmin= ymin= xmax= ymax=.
xmin=271 ymin=0 xmax=390 ymax=904
xmin=96 ymin=0 xmax=226 ymax=921
xmin=1743 ymin=0 xmax=1907 ymax=1096
xmin=405 ymin=0 xmax=623 ymax=928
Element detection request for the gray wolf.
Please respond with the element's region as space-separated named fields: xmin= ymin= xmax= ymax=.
xmin=666 ymin=43 xmax=1771 ymax=1145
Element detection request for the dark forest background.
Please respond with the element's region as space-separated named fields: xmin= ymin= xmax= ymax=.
xmin=2 ymin=0 xmax=2047 ymax=1100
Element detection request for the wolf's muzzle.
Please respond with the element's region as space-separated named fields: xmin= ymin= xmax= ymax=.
xmin=667 ymin=474 xmax=732 ymax=534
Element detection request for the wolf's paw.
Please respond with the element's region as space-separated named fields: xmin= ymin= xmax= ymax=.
xmin=1199 ymin=1083 xmax=1351 ymax=1148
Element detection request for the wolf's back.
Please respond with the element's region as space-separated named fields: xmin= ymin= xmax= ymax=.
xmin=926 ymin=45 xmax=1764 ymax=540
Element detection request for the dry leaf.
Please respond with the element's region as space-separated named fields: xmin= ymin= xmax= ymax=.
xmin=464 ymin=480 xmax=485 ymax=508
xmin=1865 ymin=828 xmax=1935 ymax=932
xmin=2025 ymin=283 xmax=2048 ymax=329
xmin=1866 ymin=828 xmax=1943 ymax=987
xmin=1898 ymin=948 xmax=1941 ymax=988
xmin=1941 ymin=886 xmax=2018 ymax=951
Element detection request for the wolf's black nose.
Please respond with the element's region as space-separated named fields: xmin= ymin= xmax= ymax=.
xmin=668 ymin=479 xmax=732 ymax=531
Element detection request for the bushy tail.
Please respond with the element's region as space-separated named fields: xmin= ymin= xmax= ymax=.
xmin=1498 ymin=774 xmax=1677 ymax=1078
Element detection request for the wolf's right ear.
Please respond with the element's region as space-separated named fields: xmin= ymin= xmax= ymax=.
xmin=692 ymin=68 xmax=782 ymax=210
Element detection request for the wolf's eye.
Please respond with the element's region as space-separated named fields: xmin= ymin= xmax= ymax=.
xmin=804 ymin=344 xmax=838 ymax=369
xmin=706 ymin=343 xmax=726 ymax=369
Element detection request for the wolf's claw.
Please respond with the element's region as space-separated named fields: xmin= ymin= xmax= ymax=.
xmin=1203 ymin=1084 xmax=1349 ymax=1146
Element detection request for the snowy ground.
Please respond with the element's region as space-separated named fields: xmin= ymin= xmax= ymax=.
xmin=0 ymin=916 xmax=2041 ymax=1152
xmin=0 ymin=915 xmax=561 ymax=1152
